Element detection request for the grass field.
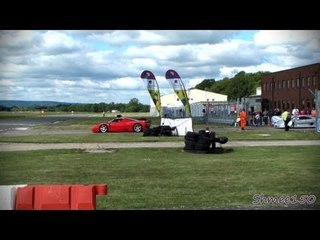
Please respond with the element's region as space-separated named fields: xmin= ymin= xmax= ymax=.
xmin=1 ymin=146 xmax=319 ymax=209
xmin=1 ymin=111 xmax=319 ymax=209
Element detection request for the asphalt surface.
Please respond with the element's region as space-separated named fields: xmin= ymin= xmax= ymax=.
xmin=0 ymin=115 xmax=84 ymax=132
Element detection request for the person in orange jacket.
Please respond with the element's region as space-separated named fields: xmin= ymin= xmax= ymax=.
xmin=239 ymin=108 xmax=247 ymax=130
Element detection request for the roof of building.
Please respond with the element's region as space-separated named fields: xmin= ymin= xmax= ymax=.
xmin=263 ymin=63 xmax=320 ymax=76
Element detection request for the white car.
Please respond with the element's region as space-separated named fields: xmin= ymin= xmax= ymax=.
xmin=271 ymin=115 xmax=316 ymax=128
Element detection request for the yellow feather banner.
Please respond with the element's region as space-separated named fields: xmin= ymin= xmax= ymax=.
xmin=165 ymin=69 xmax=191 ymax=117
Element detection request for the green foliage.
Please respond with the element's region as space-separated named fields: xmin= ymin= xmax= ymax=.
xmin=194 ymin=79 xmax=215 ymax=90
xmin=125 ymin=98 xmax=149 ymax=112
xmin=210 ymin=77 xmax=231 ymax=96
xmin=0 ymin=105 xmax=11 ymax=111
xmin=195 ymin=71 xmax=269 ymax=100
xmin=2 ymin=98 xmax=150 ymax=113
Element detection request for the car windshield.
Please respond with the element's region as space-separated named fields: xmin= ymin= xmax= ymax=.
xmin=109 ymin=118 xmax=122 ymax=123
xmin=299 ymin=116 xmax=311 ymax=120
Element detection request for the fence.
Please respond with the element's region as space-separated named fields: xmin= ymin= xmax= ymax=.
xmin=156 ymin=97 xmax=263 ymax=126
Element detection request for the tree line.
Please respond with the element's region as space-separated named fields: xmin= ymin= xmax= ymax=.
xmin=0 ymin=98 xmax=149 ymax=113
xmin=194 ymin=71 xmax=269 ymax=100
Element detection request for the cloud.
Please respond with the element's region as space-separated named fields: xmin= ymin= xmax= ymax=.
xmin=253 ymin=30 xmax=320 ymax=67
xmin=88 ymin=30 xmax=237 ymax=46
xmin=254 ymin=30 xmax=319 ymax=46
xmin=0 ymin=30 xmax=40 ymax=49
xmin=0 ymin=30 xmax=319 ymax=104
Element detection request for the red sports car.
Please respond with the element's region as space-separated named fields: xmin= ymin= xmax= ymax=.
xmin=91 ymin=116 xmax=151 ymax=133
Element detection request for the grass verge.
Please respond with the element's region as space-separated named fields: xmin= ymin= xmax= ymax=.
xmin=1 ymin=146 xmax=319 ymax=209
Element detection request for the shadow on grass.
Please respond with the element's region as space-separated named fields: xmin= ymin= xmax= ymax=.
xmin=183 ymin=147 xmax=234 ymax=154
xmin=214 ymin=147 xmax=234 ymax=154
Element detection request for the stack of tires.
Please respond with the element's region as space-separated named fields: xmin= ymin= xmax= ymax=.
xmin=143 ymin=125 xmax=177 ymax=136
xmin=160 ymin=125 xmax=177 ymax=136
xmin=184 ymin=130 xmax=228 ymax=153
xmin=143 ymin=126 xmax=161 ymax=136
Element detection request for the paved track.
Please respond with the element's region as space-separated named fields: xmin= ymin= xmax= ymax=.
xmin=1 ymin=140 xmax=319 ymax=152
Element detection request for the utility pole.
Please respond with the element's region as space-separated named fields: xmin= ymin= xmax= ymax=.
xmin=271 ymin=77 xmax=274 ymax=109
xmin=206 ymin=98 xmax=209 ymax=124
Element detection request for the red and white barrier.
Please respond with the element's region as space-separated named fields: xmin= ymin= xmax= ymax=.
xmin=0 ymin=184 xmax=107 ymax=210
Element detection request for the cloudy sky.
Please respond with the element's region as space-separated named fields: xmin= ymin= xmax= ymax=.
xmin=0 ymin=30 xmax=319 ymax=105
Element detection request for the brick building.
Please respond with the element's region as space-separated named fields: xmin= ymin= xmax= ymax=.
xmin=261 ymin=63 xmax=320 ymax=112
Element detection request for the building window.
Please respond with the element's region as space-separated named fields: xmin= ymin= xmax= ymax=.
xmin=292 ymin=79 xmax=295 ymax=88
xmin=296 ymin=78 xmax=299 ymax=87
xmin=312 ymin=76 xmax=316 ymax=86
xmin=282 ymin=80 xmax=285 ymax=89
xmin=287 ymin=80 xmax=290 ymax=88
xmin=302 ymin=77 xmax=305 ymax=87
xmin=267 ymin=83 xmax=269 ymax=91
xmin=263 ymin=83 xmax=266 ymax=91
xmin=307 ymin=76 xmax=311 ymax=86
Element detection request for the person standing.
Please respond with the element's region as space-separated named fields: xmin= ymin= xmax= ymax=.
xmin=282 ymin=108 xmax=290 ymax=131
xmin=239 ymin=108 xmax=247 ymax=130
xmin=291 ymin=106 xmax=299 ymax=127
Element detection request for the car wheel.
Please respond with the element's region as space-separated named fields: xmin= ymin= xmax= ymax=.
xmin=133 ymin=123 xmax=142 ymax=132
xmin=100 ymin=124 xmax=108 ymax=133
